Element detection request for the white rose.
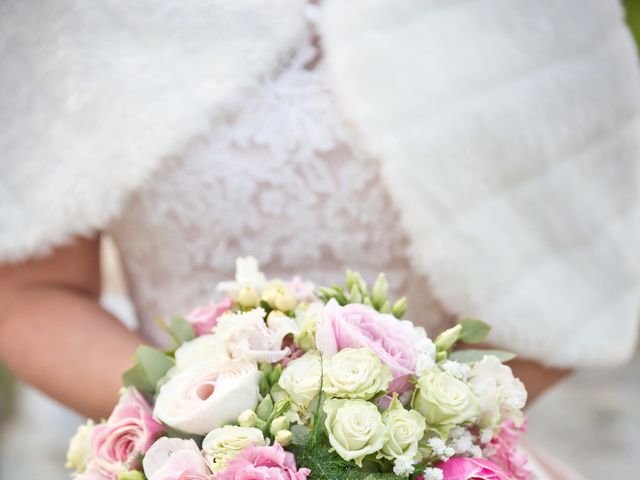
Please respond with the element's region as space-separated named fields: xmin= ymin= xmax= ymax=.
xmin=202 ymin=426 xmax=266 ymax=471
xmin=173 ymin=334 xmax=230 ymax=372
xmin=380 ymin=396 xmax=426 ymax=461
xmin=466 ymin=355 xmax=527 ymax=429
xmin=324 ymin=398 xmax=388 ymax=466
xmin=66 ymin=420 xmax=95 ymax=472
xmin=278 ymin=351 xmax=322 ymax=410
xmin=154 ymin=358 xmax=261 ymax=435
xmin=217 ymin=256 xmax=267 ymax=298
xmin=324 ymin=348 xmax=392 ymax=400
xmin=214 ymin=308 xmax=295 ymax=363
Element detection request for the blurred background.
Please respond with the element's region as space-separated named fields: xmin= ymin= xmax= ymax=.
xmin=1 ymin=2 xmax=639 ymax=479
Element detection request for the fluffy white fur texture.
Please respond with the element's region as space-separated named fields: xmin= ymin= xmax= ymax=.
xmin=1 ymin=0 xmax=639 ymax=366
xmin=0 ymin=0 xmax=307 ymax=261
xmin=321 ymin=0 xmax=640 ymax=367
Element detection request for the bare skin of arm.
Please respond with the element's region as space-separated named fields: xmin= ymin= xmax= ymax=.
xmin=0 ymin=235 xmax=145 ymax=420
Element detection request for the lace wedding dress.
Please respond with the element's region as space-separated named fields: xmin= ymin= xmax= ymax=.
xmin=109 ymin=7 xmax=451 ymax=348
xmin=109 ymin=7 xmax=580 ymax=480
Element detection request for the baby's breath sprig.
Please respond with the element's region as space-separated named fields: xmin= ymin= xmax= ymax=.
xmin=317 ymin=270 xmax=408 ymax=319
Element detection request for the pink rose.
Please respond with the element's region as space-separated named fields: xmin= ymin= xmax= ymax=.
xmin=143 ymin=437 xmax=213 ymax=480
xmin=185 ymin=297 xmax=234 ymax=336
xmin=315 ymin=299 xmax=418 ymax=393
xmin=435 ymin=457 xmax=511 ymax=480
xmin=487 ymin=420 xmax=533 ymax=480
xmin=89 ymin=388 xmax=164 ymax=477
xmin=217 ymin=443 xmax=311 ymax=480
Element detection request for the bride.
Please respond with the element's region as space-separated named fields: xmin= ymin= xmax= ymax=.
xmin=1 ymin=1 xmax=638 ymax=478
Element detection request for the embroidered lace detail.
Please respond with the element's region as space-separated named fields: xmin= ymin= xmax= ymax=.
xmin=110 ymin=11 xmax=450 ymax=345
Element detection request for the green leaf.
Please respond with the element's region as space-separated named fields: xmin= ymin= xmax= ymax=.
xmin=122 ymin=345 xmax=175 ymax=398
xmin=458 ymin=318 xmax=491 ymax=344
xmin=159 ymin=315 xmax=196 ymax=349
xmin=256 ymin=395 xmax=274 ymax=421
xmin=290 ymin=424 xmax=311 ymax=446
xmin=448 ymin=349 xmax=517 ymax=364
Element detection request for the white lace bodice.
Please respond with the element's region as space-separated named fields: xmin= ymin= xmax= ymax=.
xmin=110 ymin=8 xmax=450 ymax=345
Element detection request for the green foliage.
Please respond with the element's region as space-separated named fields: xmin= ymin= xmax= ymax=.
xmin=122 ymin=345 xmax=175 ymax=398
xmin=458 ymin=318 xmax=491 ymax=344
xmin=290 ymin=440 xmax=400 ymax=480
xmin=448 ymin=348 xmax=516 ymax=364
xmin=157 ymin=315 xmax=196 ymax=350
xmin=625 ymin=0 xmax=640 ymax=49
xmin=318 ymin=270 xmax=407 ymax=319
xmin=256 ymin=395 xmax=274 ymax=421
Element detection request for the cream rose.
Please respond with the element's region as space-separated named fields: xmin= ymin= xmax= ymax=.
xmin=154 ymin=358 xmax=261 ymax=435
xmin=379 ymin=396 xmax=426 ymax=461
xmin=323 ymin=398 xmax=387 ymax=466
xmin=466 ymin=355 xmax=527 ymax=429
xmin=173 ymin=334 xmax=230 ymax=372
xmin=324 ymin=348 xmax=392 ymax=400
xmin=278 ymin=351 xmax=322 ymax=410
xmin=202 ymin=425 xmax=266 ymax=471
xmin=412 ymin=368 xmax=479 ymax=434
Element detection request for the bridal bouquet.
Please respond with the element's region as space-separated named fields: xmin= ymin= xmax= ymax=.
xmin=67 ymin=257 xmax=532 ymax=480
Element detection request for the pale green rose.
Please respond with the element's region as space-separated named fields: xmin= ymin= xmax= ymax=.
xmin=202 ymin=425 xmax=266 ymax=471
xmin=66 ymin=419 xmax=95 ymax=472
xmin=412 ymin=368 xmax=479 ymax=435
xmin=278 ymin=351 xmax=322 ymax=410
xmin=379 ymin=396 xmax=426 ymax=461
xmin=324 ymin=348 xmax=392 ymax=400
xmin=324 ymin=398 xmax=388 ymax=466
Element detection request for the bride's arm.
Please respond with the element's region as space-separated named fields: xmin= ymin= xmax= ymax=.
xmin=0 ymin=235 xmax=145 ymax=420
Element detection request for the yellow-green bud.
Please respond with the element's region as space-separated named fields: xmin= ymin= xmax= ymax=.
xmin=371 ymin=273 xmax=389 ymax=308
xmin=434 ymin=324 xmax=462 ymax=351
xmin=391 ymin=297 xmax=407 ymax=319
xmin=379 ymin=299 xmax=391 ymax=314
xmin=348 ymin=284 xmax=363 ymax=304
xmin=274 ymin=287 xmax=297 ymax=312
xmin=238 ymin=409 xmax=258 ymax=428
xmin=269 ymin=416 xmax=290 ymax=436
xmin=237 ymin=286 xmax=259 ymax=308
xmin=275 ymin=429 xmax=293 ymax=447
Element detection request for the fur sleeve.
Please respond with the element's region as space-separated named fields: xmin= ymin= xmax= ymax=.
xmin=322 ymin=0 xmax=640 ymax=367
xmin=0 ymin=0 xmax=305 ymax=263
